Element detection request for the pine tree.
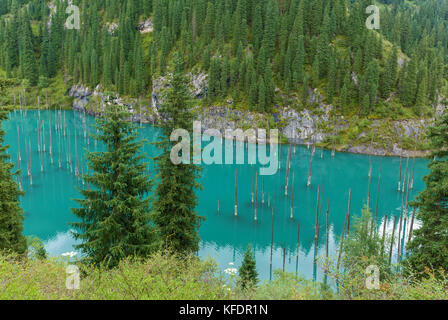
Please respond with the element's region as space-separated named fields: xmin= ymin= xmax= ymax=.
xmin=264 ymin=63 xmax=275 ymax=109
xmin=327 ymin=52 xmax=337 ymax=104
xmin=0 ymin=111 xmax=27 ymax=254
xmin=39 ymin=24 xmax=49 ymax=79
xmin=361 ymin=94 xmax=370 ymax=115
xmin=341 ymin=69 xmax=352 ymax=106
xmin=415 ymin=63 xmax=427 ymax=109
xmin=90 ymin=49 xmax=99 ymax=87
xmin=208 ymin=57 xmax=221 ymax=100
xmin=134 ymin=37 xmax=147 ymax=96
xmin=20 ymin=13 xmax=38 ymax=86
xmin=311 ymin=55 xmax=320 ymax=88
xmin=221 ymin=56 xmax=229 ymax=97
xmin=365 ymin=59 xmax=380 ymax=112
xmin=353 ymin=48 xmax=363 ymax=75
xmin=5 ymin=17 xmax=19 ymax=77
xmin=257 ymin=46 xmax=266 ymax=76
xmin=71 ymin=105 xmax=154 ymax=268
xmin=238 ymin=244 xmax=258 ymax=289
xmin=302 ymin=73 xmax=309 ymax=106
xmin=248 ymin=72 xmax=258 ymax=110
xmin=401 ymin=53 xmax=418 ymax=106
xmin=380 ymin=46 xmax=398 ymax=99
xmin=103 ymin=35 xmax=113 ymax=88
xmin=203 ymin=2 xmax=215 ymax=43
xmin=252 ymin=3 xmax=263 ymax=54
xmin=231 ymin=0 xmax=244 ymax=54
xmin=292 ymin=35 xmax=305 ymax=85
xmin=152 ymin=56 xmax=203 ymax=254
xmin=258 ymin=76 xmax=266 ymax=112
xmin=406 ymin=112 xmax=448 ymax=277
xmin=317 ymin=8 xmax=331 ymax=78
xmin=340 ymin=82 xmax=349 ymax=112
xmin=262 ymin=0 xmax=277 ymax=60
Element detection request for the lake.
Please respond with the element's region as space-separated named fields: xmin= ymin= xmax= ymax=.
xmin=4 ymin=109 xmax=428 ymax=282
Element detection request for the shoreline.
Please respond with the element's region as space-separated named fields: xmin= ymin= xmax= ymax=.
xmin=4 ymin=105 xmax=431 ymax=160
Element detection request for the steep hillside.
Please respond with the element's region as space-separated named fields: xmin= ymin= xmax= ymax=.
xmin=1 ymin=0 xmax=448 ymax=154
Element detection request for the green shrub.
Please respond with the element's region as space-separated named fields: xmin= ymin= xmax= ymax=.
xmin=0 ymin=251 xmax=230 ymax=300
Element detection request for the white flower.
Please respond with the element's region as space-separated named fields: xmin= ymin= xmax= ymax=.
xmin=228 ymin=262 xmax=234 ymax=266
xmin=224 ymin=268 xmax=238 ymax=276
xmin=61 ymin=251 xmax=77 ymax=258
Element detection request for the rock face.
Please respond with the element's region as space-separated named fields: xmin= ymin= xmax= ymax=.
xmin=151 ymin=72 xmax=208 ymax=109
xmin=106 ymin=22 xmax=119 ymax=35
xmin=188 ymin=72 xmax=208 ymax=99
xmin=69 ymin=84 xmax=158 ymax=123
xmin=436 ymin=102 xmax=448 ymax=117
xmin=138 ymin=18 xmax=153 ymax=33
xmin=69 ymin=71 xmax=440 ymax=157
xmin=69 ymin=85 xmax=92 ymax=112
xmin=393 ymin=119 xmax=428 ymax=141
xmin=280 ymin=104 xmax=331 ymax=145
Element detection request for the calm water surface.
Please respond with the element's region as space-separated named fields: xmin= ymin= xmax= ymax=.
xmin=4 ymin=110 xmax=428 ymax=282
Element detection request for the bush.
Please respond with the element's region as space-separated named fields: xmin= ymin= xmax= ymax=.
xmin=0 ymin=251 xmax=230 ymax=300
xmin=26 ymin=236 xmax=47 ymax=260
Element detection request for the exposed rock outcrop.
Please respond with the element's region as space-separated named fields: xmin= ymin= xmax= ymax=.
xmin=280 ymin=104 xmax=331 ymax=145
xmin=105 ymin=22 xmax=119 ymax=35
xmin=69 ymin=71 xmax=444 ymax=157
xmin=151 ymin=72 xmax=208 ymax=109
xmin=436 ymin=102 xmax=448 ymax=117
xmin=138 ymin=18 xmax=153 ymax=33
xmin=69 ymin=84 xmax=158 ymax=123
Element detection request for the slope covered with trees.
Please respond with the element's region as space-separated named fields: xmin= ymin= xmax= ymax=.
xmin=0 ymin=0 xmax=447 ymax=119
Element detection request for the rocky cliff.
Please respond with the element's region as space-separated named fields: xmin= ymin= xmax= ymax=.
xmin=68 ymin=72 xmax=446 ymax=157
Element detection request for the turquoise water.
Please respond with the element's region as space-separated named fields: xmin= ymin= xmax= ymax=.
xmin=4 ymin=110 xmax=428 ymax=282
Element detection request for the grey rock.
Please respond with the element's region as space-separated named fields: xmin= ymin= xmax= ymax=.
xmin=138 ymin=18 xmax=153 ymax=33
xmin=69 ymin=83 xmax=433 ymax=158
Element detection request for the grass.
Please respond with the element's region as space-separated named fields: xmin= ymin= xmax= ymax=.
xmin=0 ymin=250 xmax=447 ymax=300
xmin=0 ymin=251 xmax=231 ymax=300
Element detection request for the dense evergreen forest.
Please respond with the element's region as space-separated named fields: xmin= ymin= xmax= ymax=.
xmin=1 ymin=0 xmax=448 ymax=118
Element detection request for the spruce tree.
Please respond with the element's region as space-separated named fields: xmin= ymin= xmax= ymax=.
xmin=0 ymin=111 xmax=27 ymax=254
xmin=415 ymin=64 xmax=427 ymax=109
xmin=238 ymin=244 xmax=258 ymax=289
xmin=340 ymin=82 xmax=349 ymax=112
xmin=302 ymin=73 xmax=309 ymax=106
xmin=152 ymin=56 xmax=203 ymax=254
xmin=406 ymin=112 xmax=448 ymax=277
xmin=317 ymin=11 xmax=331 ymax=78
xmin=292 ymin=35 xmax=305 ymax=85
xmin=327 ymin=52 xmax=337 ymax=104
xmin=258 ymin=76 xmax=266 ymax=112
xmin=71 ymin=105 xmax=154 ymax=268
xmin=365 ymin=60 xmax=380 ymax=112
xmin=381 ymin=46 xmax=398 ymax=99
xmin=5 ymin=17 xmax=19 ymax=77
xmin=262 ymin=0 xmax=277 ymax=60
xmin=311 ymin=55 xmax=320 ymax=88
xmin=248 ymin=71 xmax=258 ymax=110
xmin=401 ymin=53 xmax=418 ymax=106
xmin=252 ymin=4 xmax=263 ymax=54
xmin=264 ymin=63 xmax=275 ymax=109
xmin=361 ymin=93 xmax=370 ymax=115
xmin=20 ymin=13 xmax=38 ymax=86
